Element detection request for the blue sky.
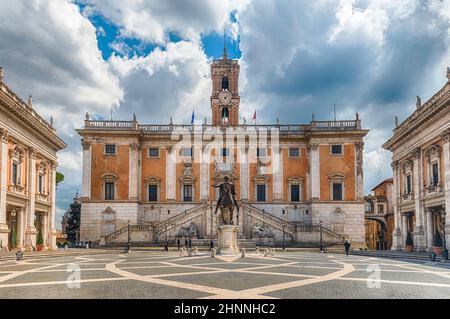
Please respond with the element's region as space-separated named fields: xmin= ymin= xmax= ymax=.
xmin=0 ymin=0 xmax=450 ymax=226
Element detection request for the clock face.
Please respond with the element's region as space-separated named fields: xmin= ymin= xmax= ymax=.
xmin=219 ymin=90 xmax=232 ymax=105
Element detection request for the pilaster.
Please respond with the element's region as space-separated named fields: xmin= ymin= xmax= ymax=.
xmin=0 ymin=128 xmax=9 ymax=247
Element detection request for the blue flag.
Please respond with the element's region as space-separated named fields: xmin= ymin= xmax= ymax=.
xmin=191 ymin=109 xmax=195 ymax=124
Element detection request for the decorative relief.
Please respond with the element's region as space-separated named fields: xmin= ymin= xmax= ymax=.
xmin=425 ymin=144 xmax=441 ymax=160
xmin=183 ymin=161 xmax=193 ymax=176
xmin=81 ymin=138 xmax=91 ymax=150
xmin=130 ymin=143 xmax=140 ymax=151
xmin=440 ymin=128 xmax=450 ymax=142
xmin=0 ymin=128 xmax=8 ymax=142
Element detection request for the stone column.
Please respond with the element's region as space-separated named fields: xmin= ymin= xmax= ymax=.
xmin=47 ymin=162 xmax=57 ymax=249
xmin=426 ymin=208 xmax=434 ymax=251
xmin=309 ymin=143 xmax=320 ymax=200
xmin=391 ymin=161 xmax=402 ymax=250
xmin=200 ymin=147 xmax=209 ymax=201
xmin=273 ymin=147 xmax=283 ymax=201
xmin=441 ymin=129 xmax=450 ymax=245
xmin=166 ymin=146 xmax=176 ymax=201
xmin=0 ymin=128 xmax=9 ymax=247
xmin=412 ymin=148 xmax=426 ymax=251
xmin=81 ymin=139 xmax=91 ymax=200
xmin=41 ymin=213 xmax=48 ymax=250
xmin=16 ymin=207 xmax=25 ymax=249
xmin=355 ymin=142 xmax=364 ymax=201
xmin=240 ymin=147 xmax=249 ymax=201
xmin=25 ymin=148 xmax=37 ymax=249
xmin=129 ymin=143 xmax=140 ymax=201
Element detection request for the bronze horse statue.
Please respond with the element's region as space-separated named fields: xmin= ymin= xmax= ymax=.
xmin=213 ymin=176 xmax=239 ymax=225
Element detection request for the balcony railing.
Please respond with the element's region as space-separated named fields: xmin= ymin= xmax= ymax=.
xmin=83 ymin=119 xmax=362 ymax=134
xmin=401 ymin=192 xmax=414 ymax=202
xmin=425 ymin=183 xmax=444 ymax=195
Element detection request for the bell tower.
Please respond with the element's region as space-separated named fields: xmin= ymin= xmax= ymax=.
xmin=211 ymin=47 xmax=240 ymax=126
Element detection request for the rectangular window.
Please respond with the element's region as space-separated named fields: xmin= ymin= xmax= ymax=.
xmin=148 ymin=148 xmax=159 ymax=158
xmin=332 ymin=183 xmax=343 ymax=201
xmin=257 ymin=184 xmax=266 ymax=202
xmin=257 ymin=148 xmax=266 ymax=157
xmin=38 ymin=174 xmax=43 ymax=193
xmin=289 ymin=148 xmax=300 ymax=157
xmin=105 ymin=144 xmax=116 ymax=155
xmin=181 ymin=148 xmax=193 ymax=157
xmin=331 ymin=145 xmax=343 ymax=155
xmin=12 ymin=163 xmax=18 ymax=185
xmin=148 ymin=185 xmax=158 ymax=202
xmin=183 ymin=185 xmax=193 ymax=202
xmin=378 ymin=204 xmax=384 ymax=214
xmin=104 ymin=182 xmax=115 ymax=200
xmin=406 ymin=175 xmax=412 ymax=194
xmin=432 ymin=163 xmax=439 ymax=185
xmin=221 ymin=148 xmax=230 ymax=157
xmin=290 ymin=184 xmax=300 ymax=202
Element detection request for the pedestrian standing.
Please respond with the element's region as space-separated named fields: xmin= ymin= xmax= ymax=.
xmin=164 ymin=240 xmax=169 ymax=252
xmin=209 ymin=239 xmax=214 ymax=251
xmin=177 ymin=238 xmax=181 ymax=251
xmin=344 ymin=240 xmax=351 ymax=256
xmin=188 ymin=238 xmax=192 ymax=248
xmin=185 ymin=238 xmax=188 ymax=248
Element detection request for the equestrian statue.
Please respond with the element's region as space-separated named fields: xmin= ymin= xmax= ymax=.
xmin=213 ymin=176 xmax=239 ymax=225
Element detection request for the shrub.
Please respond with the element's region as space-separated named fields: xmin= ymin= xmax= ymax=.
xmin=405 ymin=232 xmax=414 ymax=246
xmin=36 ymin=230 xmax=44 ymax=245
xmin=434 ymin=231 xmax=443 ymax=247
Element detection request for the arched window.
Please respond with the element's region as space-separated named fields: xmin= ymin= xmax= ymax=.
xmin=222 ymin=76 xmax=229 ymax=90
xmin=222 ymin=107 xmax=229 ymax=120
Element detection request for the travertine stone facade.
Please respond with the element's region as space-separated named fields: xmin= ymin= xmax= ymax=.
xmin=0 ymin=68 xmax=66 ymax=250
xmin=384 ymin=68 xmax=450 ymax=252
xmin=77 ymin=52 xmax=368 ymax=247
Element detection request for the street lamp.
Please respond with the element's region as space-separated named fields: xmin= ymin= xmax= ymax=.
xmin=319 ymin=220 xmax=323 ymax=252
xmin=441 ymin=211 xmax=448 ymax=260
xmin=282 ymin=209 xmax=286 ymax=251
xmin=126 ymin=220 xmax=131 ymax=253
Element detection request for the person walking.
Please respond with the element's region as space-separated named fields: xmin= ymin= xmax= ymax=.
xmin=188 ymin=238 xmax=192 ymax=248
xmin=185 ymin=238 xmax=188 ymax=248
xmin=344 ymin=240 xmax=351 ymax=256
xmin=177 ymin=238 xmax=181 ymax=251
xmin=209 ymin=239 xmax=214 ymax=251
xmin=164 ymin=240 xmax=169 ymax=252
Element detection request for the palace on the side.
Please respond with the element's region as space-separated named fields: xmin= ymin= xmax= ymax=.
xmin=77 ymin=50 xmax=369 ymax=247
xmin=383 ymin=68 xmax=450 ymax=252
xmin=0 ymin=67 xmax=66 ymax=251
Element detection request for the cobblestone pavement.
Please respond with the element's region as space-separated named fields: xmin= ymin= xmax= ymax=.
xmin=1 ymin=250 xmax=450 ymax=299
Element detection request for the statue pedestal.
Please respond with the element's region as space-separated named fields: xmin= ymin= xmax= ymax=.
xmin=217 ymin=225 xmax=239 ymax=255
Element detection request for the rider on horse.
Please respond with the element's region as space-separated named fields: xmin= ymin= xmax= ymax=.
xmin=212 ymin=176 xmax=239 ymax=218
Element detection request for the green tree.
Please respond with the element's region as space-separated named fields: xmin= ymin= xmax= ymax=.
xmin=56 ymin=172 xmax=64 ymax=187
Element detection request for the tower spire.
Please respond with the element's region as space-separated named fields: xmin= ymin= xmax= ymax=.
xmin=223 ymin=29 xmax=228 ymax=59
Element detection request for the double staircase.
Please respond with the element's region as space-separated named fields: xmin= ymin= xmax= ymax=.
xmin=103 ymin=201 xmax=346 ymax=247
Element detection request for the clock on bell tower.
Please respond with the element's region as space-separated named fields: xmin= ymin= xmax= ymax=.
xmin=210 ymin=47 xmax=240 ymax=126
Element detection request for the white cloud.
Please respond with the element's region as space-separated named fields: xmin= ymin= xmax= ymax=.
xmin=0 ymin=0 xmax=123 ymax=220
xmin=81 ymin=0 xmax=248 ymax=44
xmin=109 ymin=41 xmax=211 ymax=123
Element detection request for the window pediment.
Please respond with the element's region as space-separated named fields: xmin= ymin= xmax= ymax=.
xmin=101 ymin=173 xmax=118 ymax=180
xmin=328 ymin=174 xmax=346 ymax=181
xmin=425 ymin=144 xmax=441 ymax=160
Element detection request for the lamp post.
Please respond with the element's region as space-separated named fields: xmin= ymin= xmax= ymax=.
xmin=441 ymin=211 xmax=448 ymax=260
xmin=319 ymin=220 xmax=323 ymax=252
xmin=127 ymin=220 xmax=131 ymax=253
xmin=282 ymin=209 xmax=286 ymax=251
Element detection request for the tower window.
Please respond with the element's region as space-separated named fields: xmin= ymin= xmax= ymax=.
xmin=222 ymin=76 xmax=229 ymax=90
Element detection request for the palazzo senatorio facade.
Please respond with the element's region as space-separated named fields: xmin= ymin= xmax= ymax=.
xmin=0 ymin=67 xmax=66 ymax=251
xmin=77 ymin=51 xmax=368 ymax=247
xmin=384 ymin=68 xmax=450 ymax=252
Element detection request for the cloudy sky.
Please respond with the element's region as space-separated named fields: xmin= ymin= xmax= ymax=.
xmin=1 ymin=0 xmax=450 ymax=227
